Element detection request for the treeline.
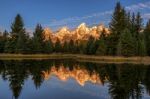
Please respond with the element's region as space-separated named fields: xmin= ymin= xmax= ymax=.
xmin=0 ymin=2 xmax=150 ymax=56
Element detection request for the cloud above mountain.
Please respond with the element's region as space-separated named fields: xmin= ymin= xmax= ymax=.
xmin=45 ymin=1 xmax=150 ymax=30
xmin=125 ymin=1 xmax=150 ymax=11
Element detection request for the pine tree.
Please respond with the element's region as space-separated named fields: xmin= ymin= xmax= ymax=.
xmin=11 ymin=14 xmax=24 ymax=39
xmin=16 ymin=29 xmax=28 ymax=53
xmin=54 ymin=39 xmax=62 ymax=53
xmin=26 ymin=38 xmax=34 ymax=54
xmin=85 ymin=36 xmax=95 ymax=54
xmin=96 ymin=35 xmax=106 ymax=56
xmin=135 ymin=12 xmax=143 ymax=36
xmin=135 ymin=12 xmax=144 ymax=56
xmin=44 ymin=39 xmax=53 ymax=54
xmin=0 ymin=30 xmax=8 ymax=53
xmin=32 ymin=24 xmax=44 ymax=53
xmin=68 ymin=39 xmax=75 ymax=53
xmin=5 ymin=14 xmax=28 ymax=53
xmin=63 ymin=41 xmax=69 ymax=53
xmin=108 ymin=2 xmax=127 ymax=55
xmin=0 ymin=31 xmax=3 ymax=53
xmin=138 ymin=36 xmax=146 ymax=56
xmin=117 ymin=29 xmax=135 ymax=56
xmin=144 ymin=19 xmax=150 ymax=56
xmin=131 ymin=13 xmax=136 ymax=36
xmin=78 ymin=41 xmax=87 ymax=54
xmin=4 ymin=37 xmax=16 ymax=53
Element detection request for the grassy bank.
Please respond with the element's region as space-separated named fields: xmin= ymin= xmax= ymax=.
xmin=0 ymin=54 xmax=150 ymax=65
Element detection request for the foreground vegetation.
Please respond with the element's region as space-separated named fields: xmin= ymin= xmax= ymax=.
xmin=0 ymin=54 xmax=150 ymax=65
xmin=0 ymin=2 xmax=150 ymax=57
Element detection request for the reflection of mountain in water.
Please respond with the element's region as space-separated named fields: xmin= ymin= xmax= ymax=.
xmin=0 ymin=60 xmax=150 ymax=99
xmin=42 ymin=65 xmax=104 ymax=86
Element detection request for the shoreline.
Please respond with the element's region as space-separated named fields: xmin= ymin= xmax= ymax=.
xmin=0 ymin=54 xmax=150 ymax=65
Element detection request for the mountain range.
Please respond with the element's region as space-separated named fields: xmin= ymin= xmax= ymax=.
xmin=43 ymin=23 xmax=110 ymax=43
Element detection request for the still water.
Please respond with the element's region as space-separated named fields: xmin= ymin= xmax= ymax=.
xmin=0 ymin=59 xmax=150 ymax=99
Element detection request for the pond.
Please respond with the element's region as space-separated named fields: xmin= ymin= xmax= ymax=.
xmin=0 ymin=59 xmax=150 ymax=99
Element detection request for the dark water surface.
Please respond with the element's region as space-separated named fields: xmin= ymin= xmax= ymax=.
xmin=0 ymin=59 xmax=150 ymax=99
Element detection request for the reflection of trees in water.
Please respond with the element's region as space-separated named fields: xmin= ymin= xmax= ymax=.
xmin=106 ymin=64 xmax=146 ymax=99
xmin=0 ymin=60 xmax=149 ymax=99
xmin=144 ymin=66 xmax=150 ymax=95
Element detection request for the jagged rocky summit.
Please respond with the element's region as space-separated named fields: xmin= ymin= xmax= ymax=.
xmin=43 ymin=23 xmax=110 ymax=43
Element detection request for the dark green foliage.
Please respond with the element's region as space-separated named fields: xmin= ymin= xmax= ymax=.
xmin=144 ymin=20 xmax=150 ymax=56
xmin=32 ymin=24 xmax=44 ymax=53
xmin=15 ymin=30 xmax=29 ymax=53
xmin=25 ymin=38 xmax=34 ymax=54
xmin=4 ymin=37 xmax=16 ymax=53
xmin=85 ymin=36 xmax=96 ymax=55
xmin=0 ymin=31 xmax=8 ymax=53
xmin=63 ymin=41 xmax=69 ymax=53
xmin=135 ymin=12 xmax=143 ymax=35
xmin=68 ymin=39 xmax=75 ymax=53
xmin=4 ymin=14 xmax=29 ymax=53
xmin=96 ymin=32 xmax=107 ymax=55
xmin=117 ymin=29 xmax=136 ymax=56
xmin=43 ymin=39 xmax=53 ymax=53
xmin=108 ymin=2 xmax=127 ymax=55
xmin=54 ymin=39 xmax=62 ymax=53
xmin=78 ymin=41 xmax=87 ymax=54
xmin=138 ymin=33 xmax=146 ymax=56
xmin=12 ymin=14 xmax=27 ymax=53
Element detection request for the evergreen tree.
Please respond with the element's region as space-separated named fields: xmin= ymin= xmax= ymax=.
xmin=0 ymin=30 xmax=8 ymax=53
xmin=135 ymin=12 xmax=144 ymax=56
xmin=12 ymin=14 xmax=25 ymax=53
xmin=54 ymin=39 xmax=62 ymax=53
xmin=144 ymin=19 xmax=150 ymax=56
xmin=117 ymin=29 xmax=135 ymax=56
xmin=78 ymin=41 xmax=87 ymax=54
xmin=9 ymin=14 xmax=24 ymax=42
xmin=63 ymin=41 xmax=69 ymax=53
xmin=0 ymin=32 xmax=3 ymax=53
xmin=85 ymin=36 xmax=95 ymax=54
xmin=131 ymin=13 xmax=136 ymax=36
xmin=96 ymin=38 xmax=106 ymax=56
xmin=96 ymin=31 xmax=107 ymax=55
xmin=4 ymin=14 xmax=28 ymax=53
xmin=138 ymin=33 xmax=146 ymax=56
xmin=68 ymin=39 xmax=75 ymax=53
xmin=32 ymin=24 xmax=44 ymax=53
xmin=135 ymin=12 xmax=143 ymax=36
xmin=26 ymin=37 xmax=34 ymax=54
xmin=4 ymin=37 xmax=16 ymax=53
xmin=15 ymin=29 xmax=29 ymax=53
xmin=74 ymin=41 xmax=80 ymax=54
xmin=108 ymin=2 xmax=127 ymax=55
xmin=43 ymin=39 xmax=53 ymax=54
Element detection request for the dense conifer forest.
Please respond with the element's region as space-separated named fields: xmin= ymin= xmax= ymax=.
xmin=0 ymin=2 xmax=150 ymax=57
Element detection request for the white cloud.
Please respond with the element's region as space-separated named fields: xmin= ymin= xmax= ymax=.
xmin=126 ymin=1 xmax=150 ymax=11
xmin=46 ymin=10 xmax=112 ymax=27
xmin=45 ymin=1 xmax=150 ymax=29
xmin=142 ymin=13 xmax=150 ymax=19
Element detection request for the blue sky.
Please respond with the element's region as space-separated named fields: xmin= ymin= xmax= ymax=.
xmin=0 ymin=0 xmax=150 ymax=31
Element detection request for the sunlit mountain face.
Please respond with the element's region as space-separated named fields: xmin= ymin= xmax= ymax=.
xmin=43 ymin=23 xmax=110 ymax=43
xmin=0 ymin=59 xmax=150 ymax=99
